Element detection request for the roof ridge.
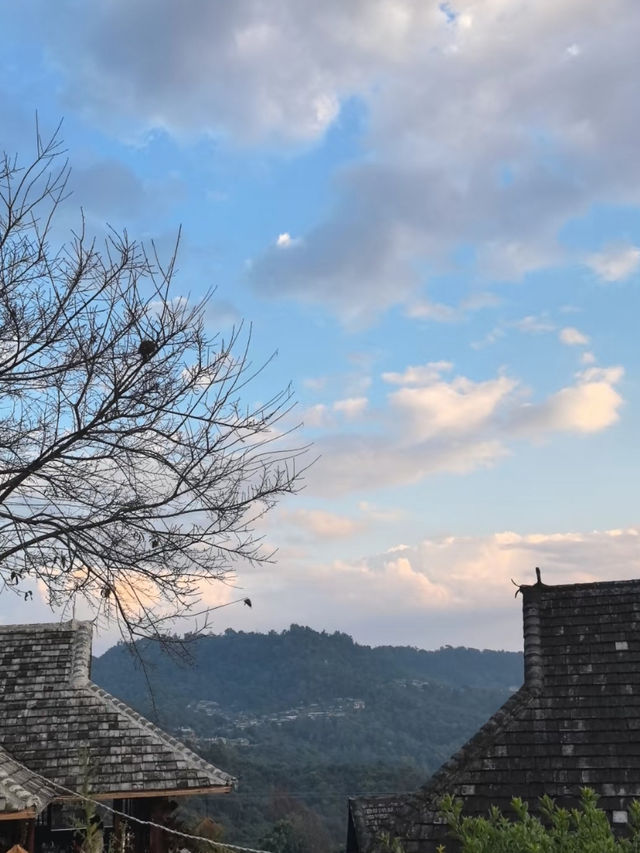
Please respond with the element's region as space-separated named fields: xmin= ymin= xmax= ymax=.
xmin=381 ymin=685 xmax=537 ymax=836
xmin=350 ymin=686 xmax=536 ymax=849
xmin=425 ymin=686 xmax=536 ymax=792
xmin=83 ymin=682 xmax=236 ymax=788
xmin=70 ymin=620 xmax=93 ymax=686
xmin=520 ymin=577 xmax=640 ymax=593
xmin=0 ymin=619 xmax=93 ymax=634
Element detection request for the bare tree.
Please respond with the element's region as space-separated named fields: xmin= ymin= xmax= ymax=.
xmin=0 ymin=126 xmax=303 ymax=642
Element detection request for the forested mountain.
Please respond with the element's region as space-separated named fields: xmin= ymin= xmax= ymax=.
xmin=92 ymin=626 xmax=523 ymax=852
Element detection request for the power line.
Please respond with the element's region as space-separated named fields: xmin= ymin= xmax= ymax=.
xmin=6 ymin=753 xmax=271 ymax=853
xmin=212 ymin=789 xmax=417 ymax=801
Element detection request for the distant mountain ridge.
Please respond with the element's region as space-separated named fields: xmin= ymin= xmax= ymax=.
xmin=91 ymin=626 xmax=523 ymax=851
xmin=92 ymin=624 xmax=523 ymax=715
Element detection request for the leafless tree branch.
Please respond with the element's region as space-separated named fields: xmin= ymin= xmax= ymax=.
xmin=0 ymin=127 xmax=307 ymax=646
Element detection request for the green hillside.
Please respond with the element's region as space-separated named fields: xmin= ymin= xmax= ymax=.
xmin=92 ymin=626 xmax=523 ymax=852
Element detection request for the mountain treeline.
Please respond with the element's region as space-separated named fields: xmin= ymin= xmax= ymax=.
xmin=92 ymin=625 xmax=523 ymax=852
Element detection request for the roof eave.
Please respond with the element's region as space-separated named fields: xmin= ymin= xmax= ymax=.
xmin=0 ymin=808 xmax=38 ymax=822
xmin=54 ymin=783 xmax=234 ymax=802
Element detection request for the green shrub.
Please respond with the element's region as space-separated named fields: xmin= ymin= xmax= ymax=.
xmin=435 ymin=788 xmax=640 ymax=853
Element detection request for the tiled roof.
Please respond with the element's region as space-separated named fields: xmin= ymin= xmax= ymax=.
xmin=0 ymin=621 xmax=235 ymax=804
xmin=0 ymin=744 xmax=57 ymax=817
xmin=349 ymin=577 xmax=640 ymax=853
xmin=347 ymin=795 xmax=407 ymax=853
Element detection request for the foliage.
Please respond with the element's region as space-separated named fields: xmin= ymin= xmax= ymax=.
xmin=74 ymin=751 xmax=105 ymax=853
xmin=0 ymin=126 xmax=302 ymax=642
xmin=376 ymin=832 xmax=405 ymax=853
xmin=437 ymin=788 xmax=640 ymax=853
xmin=260 ymin=810 xmax=330 ymax=853
xmin=260 ymin=819 xmax=305 ymax=853
xmin=93 ymin=625 xmax=522 ymax=714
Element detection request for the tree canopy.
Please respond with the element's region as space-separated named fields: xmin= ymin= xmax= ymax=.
xmin=0 ymin=126 xmax=303 ymax=641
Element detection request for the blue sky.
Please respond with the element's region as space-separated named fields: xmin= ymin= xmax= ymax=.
xmin=2 ymin=0 xmax=640 ymax=652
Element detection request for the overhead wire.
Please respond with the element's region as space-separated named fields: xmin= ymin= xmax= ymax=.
xmin=205 ymin=788 xmax=417 ymax=801
xmin=6 ymin=752 xmax=270 ymax=853
xmin=6 ymin=748 xmax=419 ymax=849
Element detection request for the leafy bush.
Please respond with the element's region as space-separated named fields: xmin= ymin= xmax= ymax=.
xmin=436 ymin=788 xmax=640 ymax=853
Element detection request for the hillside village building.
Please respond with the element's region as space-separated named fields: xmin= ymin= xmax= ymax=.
xmin=348 ymin=576 xmax=640 ymax=852
xmin=0 ymin=621 xmax=234 ymax=853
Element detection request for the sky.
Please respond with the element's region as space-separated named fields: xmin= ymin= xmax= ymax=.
xmin=1 ymin=0 xmax=640 ymax=654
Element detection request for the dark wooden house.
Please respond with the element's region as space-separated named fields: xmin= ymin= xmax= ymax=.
xmin=348 ymin=576 xmax=640 ymax=852
xmin=0 ymin=620 xmax=234 ymax=853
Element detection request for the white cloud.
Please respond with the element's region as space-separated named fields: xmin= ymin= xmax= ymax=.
xmin=473 ymin=313 xmax=556 ymax=349
xmin=477 ymin=241 xmax=563 ymax=283
xmin=333 ymin=396 xmax=368 ymax=419
xmin=302 ymin=395 xmax=368 ymax=429
xmin=406 ymin=301 xmax=459 ymax=322
xmin=280 ymin=501 xmax=403 ymax=541
xmin=35 ymin=0 xmax=640 ymax=320
xmin=303 ymin=403 xmax=333 ymax=429
xmin=276 ymin=232 xmax=301 ymax=248
xmin=407 ymin=292 xmax=500 ymax=323
xmin=198 ymin=525 xmax=640 ymax=652
xmin=302 ymin=375 xmax=327 ymax=392
xmin=514 ymin=315 xmax=555 ymax=335
xmin=543 ymin=383 xmax=621 ymax=432
xmin=513 ymin=365 xmax=624 ymax=435
xmin=382 ymin=361 xmax=454 ymax=385
xmin=559 ymin=326 xmax=589 ymax=346
xmin=306 ymin=361 xmax=625 ymax=497
xmin=389 ymin=374 xmax=518 ymax=441
xmin=309 ymin=433 xmax=507 ymax=496
xmin=10 ymin=518 xmax=640 ymax=654
xmin=471 ymin=326 xmax=506 ymax=349
xmin=248 ymin=0 xmax=640 ymax=317
xmin=284 ymin=508 xmax=362 ymax=539
xmin=357 ymin=501 xmax=404 ymax=523
xmin=587 ymin=245 xmax=640 ymax=282
xmin=579 ymin=365 xmax=624 ymax=383
xmin=37 ymin=0 xmax=441 ymax=143
xmin=475 ymin=315 xmax=592 ymax=351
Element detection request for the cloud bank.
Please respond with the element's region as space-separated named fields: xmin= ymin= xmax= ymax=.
xmin=5 ymin=523 xmax=639 ymax=654
xmin=306 ymin=360 xmax=624 ymax=496
xmin=202 ymin=525 xmax=640 ymax=652
xmin=33 ymin=0 xmax=640 ymax=321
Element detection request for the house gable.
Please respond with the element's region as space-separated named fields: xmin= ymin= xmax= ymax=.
xmin=349 ymin=577 xmax=640 ymax=853
xmin=0 ymin=620 xmax=234 ymax=806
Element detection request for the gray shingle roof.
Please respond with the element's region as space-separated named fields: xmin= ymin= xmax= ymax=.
xmin=349 ymin=577 xmax=640 ymax=853
xmin=0 ymin=620 xmax=234 ymax=804
xmin=0 ymin=744 xmax=57 ymax=816
xmin=347 ymin=794 xmax=407 ymax=853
